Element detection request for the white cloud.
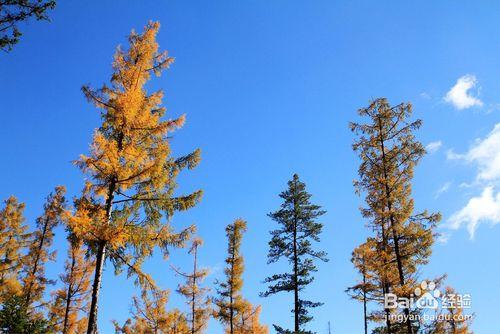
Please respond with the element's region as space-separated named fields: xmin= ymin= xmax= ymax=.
xmin=436 ymin=232 xmax=450 ymax=245
xmin=447 ymin=123 xmax=500 ymax=238
xmin=420 ymin=92 xmax=431 ymax=100
xmin=434 ymin=182 xmax=451 ymax=199
xmin=426 ymin=141 xmax=442 ymax=154
xmin=448 ymin=187 xmax=500 ymax=238
xmin=444 ymin=75 xmax=483 ymax=110
xmin=447 ymin=124 xmax=500 ymax=182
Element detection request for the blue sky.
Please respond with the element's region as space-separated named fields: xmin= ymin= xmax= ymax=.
xmin=1 ymin=1 xmax=500 ymax=333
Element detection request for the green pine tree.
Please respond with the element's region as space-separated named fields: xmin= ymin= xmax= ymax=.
xmin=0 ymin=295 xmax=51 ymax=334
xmin=261 ymin=174 xmax=328 ymax=334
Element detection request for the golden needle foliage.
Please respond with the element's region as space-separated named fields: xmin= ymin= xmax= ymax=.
xmin=229 ymin=301 xmax=268 ymax=334
xmin=213 ymin=219 xmax=269 ymax=334
xmin=350 ymin=98 xmax=441 ymax=332
xmin=214 ymin=219 xmax=266 ymax=334
xmin=21 ymin=186 xmax=67 ymax=308
xmin=0 ymin=196 xmax=28 ymax=301
xmin=430 ymin=287 xmax=474 ymax=334
xmin=174 ymin=238 xmax=210 ymax=334
xmin=68 ymin=20 xmax=201 ymax=256
xmin=66 ymin=21 xmax=202 ymax=333
xmin=49 ymin=236 xmax=94 ymax=334
xmin=213 ymin=219 xmax=247 ymax=332
xmin=113 ymin=288 xmax=188 ymax=334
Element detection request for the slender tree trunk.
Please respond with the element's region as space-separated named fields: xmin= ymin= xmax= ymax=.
xmin=86 ymin=240 xmax=106 ymax=334
xmin=191 ymin=243 xmax=198 ymax=334
xmin=229 ymin=239 xmax=235 ymax=334
xmin=25 ymin=217 xmax=49 ymax=306
xmin=62 ymin=250 xmax=77 ymax=334
xmin=292 ymin=185 xmax=299 ymax=334
xmin=293 ymin=182 xmax=300 ymax=333
xmin=293 ymin=234 xmax=299 ymax=333
xmin=362 ymin=272 xmax=368 ymax=334
xmin=377 ymin=116 xmax=413 ymax=334
xmin=62 ymin=286 xmax=73 ymax=334
xmin=86 ymin=179 xmax=116 ymax=334
xmin=0 ymin=235 xmax=13 ymax=283
xmin=380 ymin=219 xmax=392 ymax=333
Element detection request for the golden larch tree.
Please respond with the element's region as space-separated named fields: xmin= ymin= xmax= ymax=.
xmin=214 ymin=219 xmax=268 ymax=334
xmin=113 ymin=288 xmax=189 ymax=334
xmin=346 ymin=239 xmax=380 ymax=334
xmin=0 ymin=196 xmax=29 ymax=301
xmin=430 ymin=287 xmax=474 ymax=334
xmin=174 ymin=238 xmax=210 ymax=334
xmin=67 ymin=21 xmax=202 ymax=334
xmin=49 ymin=234 xmax=93 ymax=334
xmin=213 ymin=219 xmax=247 ymax=334
xmin=350 ymin=98 xmax=441 ymax=333
xmin=230 ymin=301 xmax=268 ymax=334
xmin=21 ymin=186 xmax=66 ymax=308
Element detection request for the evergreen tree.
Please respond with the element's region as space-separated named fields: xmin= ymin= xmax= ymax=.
xmin=213 ymin=219 xmax=248 ymax=334
xmin=0 ymin=0 xmax=56 ymax=51
xmin=49 ymin=234 xmax=93 ymax=334
xmin=350 ymin=98 xmax=441 ymax=333
xmin=0 ymin=196 xmax=29 ymax=301
xmin=174 ymin=238 xmax=210 ymax=334
xmin=21 ymin=186 xmax=66 ymax=309
xmin=0 ymin=295 xmax=51 ymax=334
xmin=66 ymin=21 xmax=202 ymax=334
xmin=261 ymin=174 xmax=328 ymax=334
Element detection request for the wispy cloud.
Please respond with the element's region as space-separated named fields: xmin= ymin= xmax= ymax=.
xmin=436 ymin=232 xmax=451 ymax=245
xmin=434 ymin=181 xmax=451 ymax=199
xmin=447 ymin=124 xmax=500 ymax=182
xmin=448 ymin=187 xmax=500 ymax=239
xmin=447 ymin=123 xmax=500 ymax=238
xmin=444 ymin=75 xmax=483 ymax=110
xmin=426 ymin=141 xmax=442 ymax=154
xmin=420 ymin=92 xmax=431 ymax=100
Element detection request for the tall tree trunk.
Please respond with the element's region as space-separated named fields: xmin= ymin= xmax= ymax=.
xmin=86 ymin=179 xmax=116 ymax=334
xmin=25 ymin=217 xmax=49 ymax=306
xmin=380 ymin=217 xmax=392 ymax=333
xmin=292 ymin=186 xmax=299 ymax=334
xmin=293 ymin=213 xmax=300 ymax=333
xmin=62 ymin=249 xmax=77 ymax=334
xmin=293 ymin=234 xmax=299 ymax=333
xmin=377 ymin=116 xmax=413 ymax=334
xmin=86 ymin=241 xmax=106 ymax=334
xmin=362 ymin=272 xmax=368 ymax=334
xmin=229 ymin=238 xmax=235 ymax=334
xmin=191 ymin=243 xmax=197 ymax=334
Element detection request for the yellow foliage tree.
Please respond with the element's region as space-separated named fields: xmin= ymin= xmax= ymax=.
xmin=113 ymin=288 xmax=189 ymax=334
xmin=49 ymin=235 xmax=93 ymax=334
xmin=213 ymin=219 xmax=247 ymax=334
xmin=174 ymin=238 xmax=210 ymax=334
xmin=230 ymin=301 xmax=268 ymax=334
xmin=67 ymin=21 xmax=202 ymax=334
xmin=431 ymin=287 xmax=474 ymax=334
xmin=0 ymin=196 xmax=28 ymax=301
xmin=350 ymin=98 xmax=441 ymax=333
xmin=21 ymin=186 xmax=66 ymax=308
xmin=346 ymin=239 xmax=380 ymax=334
xmin=214 ymin=219 xmax=268 ymax=334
